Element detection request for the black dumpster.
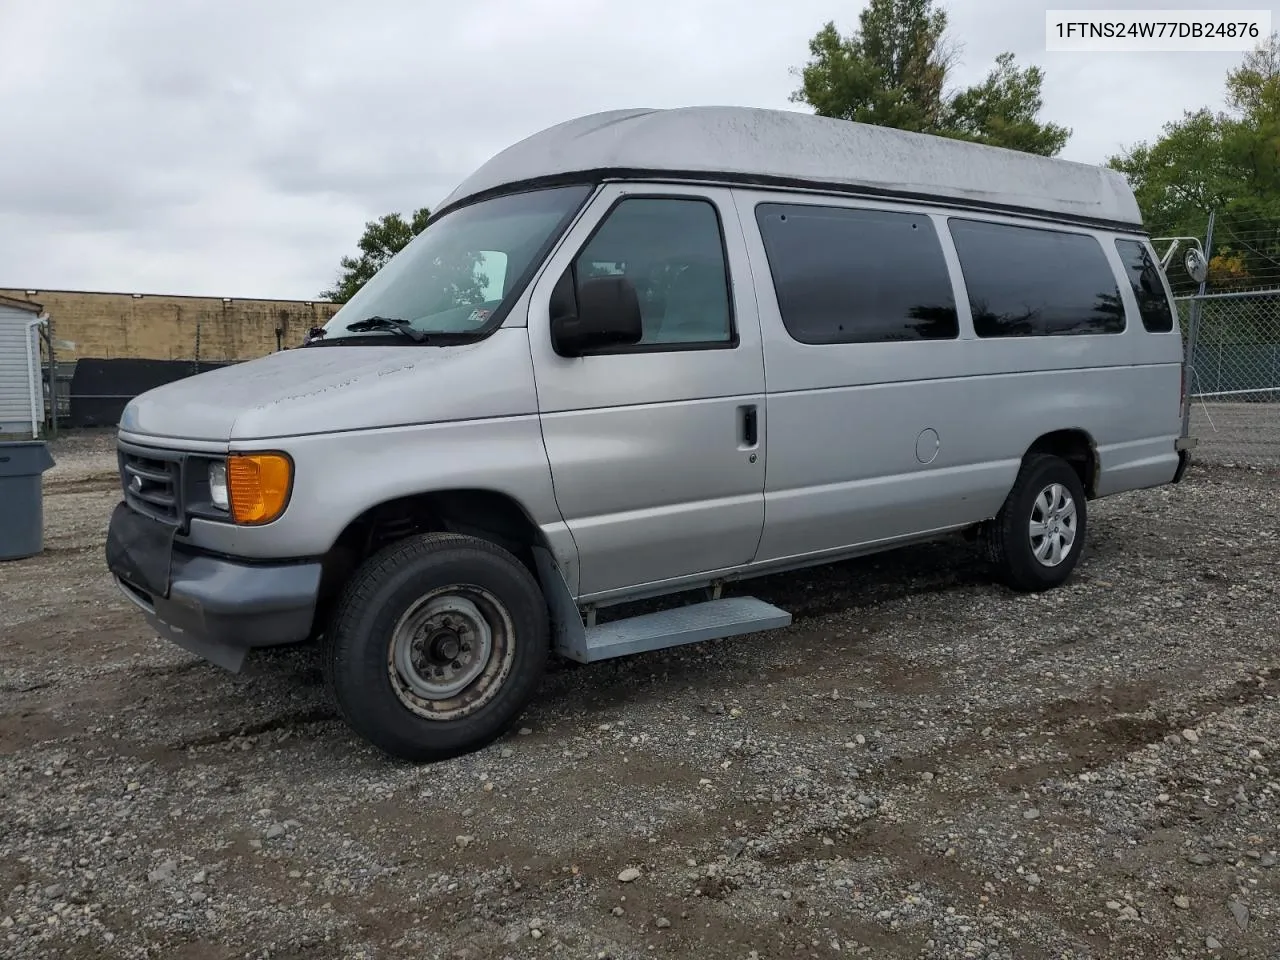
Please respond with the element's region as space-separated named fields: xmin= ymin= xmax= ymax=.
xmin=0 ymin=441 xmax=57 ymax=561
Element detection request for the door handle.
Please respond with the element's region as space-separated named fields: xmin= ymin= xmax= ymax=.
xmin=739 ymin=404 xmax=758 ymax=448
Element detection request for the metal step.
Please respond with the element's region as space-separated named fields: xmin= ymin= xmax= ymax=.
xmin=576 ymin=597 xmax=792 ymax=663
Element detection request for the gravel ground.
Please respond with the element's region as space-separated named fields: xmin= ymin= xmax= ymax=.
xmin=1190 ymin=403 xmax=1280 ymax=469
xmin=2 ymin=431 xmax=1279 ymax=960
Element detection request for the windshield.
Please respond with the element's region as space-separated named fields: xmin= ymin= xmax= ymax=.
xmin=321 ymin=184 xmax=593 ymax=341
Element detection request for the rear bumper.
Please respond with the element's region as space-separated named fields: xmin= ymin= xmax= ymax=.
xmin=106 ymin=501 xmax=322 ymax=672
xmin=1173 ymin=436 xmax=1197 ymax=484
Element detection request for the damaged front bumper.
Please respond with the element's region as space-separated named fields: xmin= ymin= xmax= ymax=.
xmin=105 ymin=501 xmax=322 ymax=672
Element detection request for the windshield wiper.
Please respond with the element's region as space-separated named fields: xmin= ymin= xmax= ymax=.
xmin=339 ymin=316 xmax=431 ymax=343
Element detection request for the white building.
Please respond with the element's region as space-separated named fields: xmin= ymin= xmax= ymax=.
xmin=0 ymin=295 xmax=47 ymax=437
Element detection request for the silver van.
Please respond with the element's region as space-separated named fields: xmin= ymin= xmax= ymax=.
xmin=105 ymin=106 xmax=1199 ymax=761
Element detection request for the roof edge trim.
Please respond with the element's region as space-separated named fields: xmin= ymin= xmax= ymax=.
xmin=432 ymin=167 xmax=1147 ymax=235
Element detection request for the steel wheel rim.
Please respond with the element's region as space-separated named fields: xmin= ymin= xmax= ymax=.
xmin=387 ymin=586 xmax=515 ymax=721
xmin=1028 ymin=482 xmax=1077 ymax=568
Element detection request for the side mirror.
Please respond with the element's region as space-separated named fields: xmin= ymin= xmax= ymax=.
xmin=550 ymin=272 xmax=643 ymax=357
xmin=1184 ymin=247 xmax=1209 ymax=285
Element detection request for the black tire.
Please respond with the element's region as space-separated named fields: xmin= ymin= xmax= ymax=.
xmin=982 ymin=454 xmax=1088 ymax=592
xmin=324 ymin=532 xmax=549 ymax=762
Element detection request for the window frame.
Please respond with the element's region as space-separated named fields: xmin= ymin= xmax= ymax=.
xmin=318 ymin=184 xmax=594 ymax=347
xmin=753 ymin=199 xmax=962 ymax=346
xmin=560 ymin=192 xmax=740 ymax=356
xmin=1113 ymin=237 xmax=1177 ymax=334
xmin=946 ymin=216 xmax=1128 ymax=339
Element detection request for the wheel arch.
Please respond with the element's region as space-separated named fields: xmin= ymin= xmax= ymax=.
xmin=1023 ymin=428 xmax=1099 ymax=499
xmin=313 ymin=487 xmax=571 ymax=635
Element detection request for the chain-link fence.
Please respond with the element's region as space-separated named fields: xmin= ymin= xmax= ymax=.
xmin=1179 ymin=290 xmax=1280 ymax=468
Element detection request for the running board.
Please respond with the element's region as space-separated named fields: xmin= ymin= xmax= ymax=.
xmin=562 ymin=597 xmax=792 ymax=664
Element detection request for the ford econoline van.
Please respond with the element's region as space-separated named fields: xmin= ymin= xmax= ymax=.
xmin=105 ymin=106 xmax=1198 ymax=761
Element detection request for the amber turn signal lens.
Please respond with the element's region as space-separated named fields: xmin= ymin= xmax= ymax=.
xmin=226 ymin=453 xmax=293 ymax=525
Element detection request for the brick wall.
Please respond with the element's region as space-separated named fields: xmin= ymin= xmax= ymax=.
xmin=0 ymin=288 xmax=343 ymax=363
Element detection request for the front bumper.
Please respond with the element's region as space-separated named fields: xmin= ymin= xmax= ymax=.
xmin=105 ymin=501 xmax=322 ymax=672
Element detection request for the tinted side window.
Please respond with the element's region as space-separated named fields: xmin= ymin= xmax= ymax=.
xmin=755 ymin=203 xmax=958 ymax=344
xmin=1115 ymin=238 xmax=1175 ymax=333
xmin=573 ymin=197 xmax=733 ymax=346
xmin=949 ymin=219 xmax=1126 ymax=337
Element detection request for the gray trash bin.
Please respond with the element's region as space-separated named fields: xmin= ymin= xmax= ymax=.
xmin=0 ymin=440 xmax=57 ymax=561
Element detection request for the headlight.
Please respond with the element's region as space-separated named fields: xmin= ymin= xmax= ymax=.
xmin=209 ymin=461 xmax=229 ymax=510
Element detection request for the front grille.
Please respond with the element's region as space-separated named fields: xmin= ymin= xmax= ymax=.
xmin=119 ymin=446 xmax=183 ymax=524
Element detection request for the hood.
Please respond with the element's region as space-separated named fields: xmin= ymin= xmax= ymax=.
xmin=119 ymin=329 xmax=537 ymax=442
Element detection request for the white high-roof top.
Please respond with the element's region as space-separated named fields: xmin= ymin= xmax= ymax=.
xmin=439 ymin=106 xmax=1143 ymax=230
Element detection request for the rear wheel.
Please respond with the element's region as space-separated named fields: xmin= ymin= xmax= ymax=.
xmin=982 ymin=454 xmax=1088 ymax=592
xmin=325 ymin=533 xmax=549 ymax=761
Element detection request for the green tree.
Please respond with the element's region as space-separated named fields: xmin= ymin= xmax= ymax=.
xmin=320 ymin=207 xmax=433 ymax=303
xmin=793 ymin=4 xmax=949 ymax=133
xmin=945 ymin=52 xmax=1070 ymax=156
xmin=1219 ymin=34 xmax=1280 ymax=227
xmin=1108 ymin=32 xmax=1280 ymax=292
xmin=791 ymin=0 xmax=1070 ymax=156
xmin=1108 ymin=109 xmax=1226 ymax=240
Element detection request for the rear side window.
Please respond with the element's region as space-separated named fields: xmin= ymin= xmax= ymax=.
xmin=1115 ymin=238 xmax=1175 ymax=333
xmin=949 ymin=219 xmax=1126 ymax=337
xmin=755 ymin=203 xmax=958 ymax=344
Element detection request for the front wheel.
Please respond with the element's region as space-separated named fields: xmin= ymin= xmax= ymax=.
xmin=982 ymin=454 xmax=1088 ymax=592
xmin=325 ymin=533 xmax=549 ymax=761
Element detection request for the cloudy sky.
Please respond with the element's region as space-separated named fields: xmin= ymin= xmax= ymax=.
xmin=0 ymin=0 xmax=1271 ymax=300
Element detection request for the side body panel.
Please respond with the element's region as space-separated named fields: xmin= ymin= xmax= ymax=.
xmin=730 ymin=189 xmax=1183 ymax=565
xmin=526 ymin=183 xmax=768 ymax=600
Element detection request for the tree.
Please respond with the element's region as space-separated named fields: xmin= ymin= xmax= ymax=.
xmin=1219 ymin=34 xmax=1280 ymax=227
xmin=320 ymin=207 xmax=433 ymax=303
xmin=790 ymin=0 xmax=1070 ymax=157
xmin=945 ymin=53 xmax=1070 ymax=156
xmin=1108 ymin=32 xmax=1280 ymax=292
xmin=792 ymin=5 xmax=949 ymax=134
xmin=1107 ymin=109 xmax=1226 ymax=240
